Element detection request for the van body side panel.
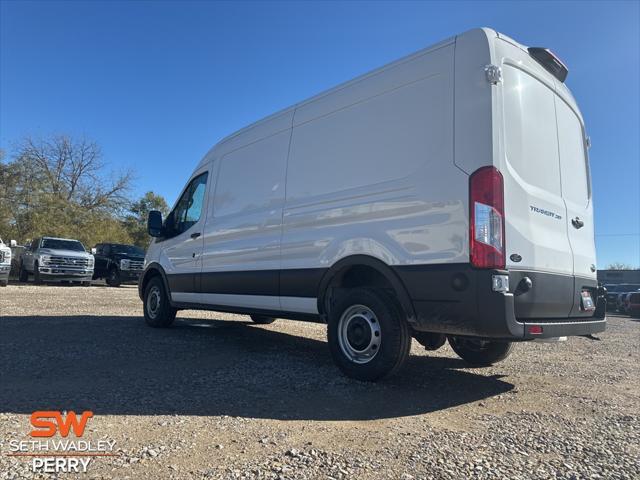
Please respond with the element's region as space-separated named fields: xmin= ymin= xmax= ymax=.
xmin=281 ymin=43 xmax=462 ymax=282
xmin=199 ymin=122 xmax=292 ymax=310
xmin=453 ymin=28 xmax=494 ymax=175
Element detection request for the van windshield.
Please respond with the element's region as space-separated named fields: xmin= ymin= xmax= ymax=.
xmin=41 ymin=239 xmax=86 ymax=252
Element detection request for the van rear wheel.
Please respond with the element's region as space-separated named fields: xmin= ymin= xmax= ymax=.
xmin=250 ymin=315 xmax=276 ymax=325
xmin=447 ymin=336 xmax=513 ymax=366
xmin=143 ymin=277 xmax=177 ymax=328
xmin=328 ymin=288 xmax=411 ymax=382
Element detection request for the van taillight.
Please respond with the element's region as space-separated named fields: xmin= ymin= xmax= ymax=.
xmin=470 ymin=166 xmax=505 ymax=269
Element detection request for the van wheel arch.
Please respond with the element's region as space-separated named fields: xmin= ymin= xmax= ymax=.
xmin=139 ymin=263 xmax=172 ymax=303
xmin=317 ymin=255 xmax=416 ymax=324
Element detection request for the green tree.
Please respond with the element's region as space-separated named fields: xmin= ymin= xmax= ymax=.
xmin=124 ymin=191 xmax=170 ymax=247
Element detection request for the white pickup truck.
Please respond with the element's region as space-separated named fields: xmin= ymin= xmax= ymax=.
xmin=0 ymin=237 xmax=11 ymax=287
xmin=19 ymin=236 xmax=94 ymax=285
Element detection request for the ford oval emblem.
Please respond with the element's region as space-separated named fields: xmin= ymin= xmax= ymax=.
xmin=510 ymin=253 xmax=522 ymax=263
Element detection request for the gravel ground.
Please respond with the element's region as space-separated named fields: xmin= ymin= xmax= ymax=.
xmin=0 ymin=283 xmax=638 ymax=479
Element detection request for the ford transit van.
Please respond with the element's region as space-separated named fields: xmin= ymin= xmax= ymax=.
xmin=139 ymin=28 xmax=606 ymax=381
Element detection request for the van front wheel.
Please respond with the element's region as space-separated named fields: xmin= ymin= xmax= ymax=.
xmin=328 ymin=288 xmax=411 ymax=382
xmin=143 ymin=277 xmax=177 ymax=328
xmin=447 ymin=336 xmax=513 ymax=366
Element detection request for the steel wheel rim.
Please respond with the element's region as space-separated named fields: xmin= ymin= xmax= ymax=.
xmin=147 ymin=286 xmax=161 ymax=319
xmin=337 ymin=304 xmax=381 ymax=364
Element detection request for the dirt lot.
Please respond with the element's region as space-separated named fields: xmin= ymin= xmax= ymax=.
xmin=0 ymin=284 xmax=638 ymax=479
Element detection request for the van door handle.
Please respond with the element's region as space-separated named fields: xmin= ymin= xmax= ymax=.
xmin=190 ymin=232 xmax=201 ymax=239
xmin=571 ymin=217 xmax=584 ymax=229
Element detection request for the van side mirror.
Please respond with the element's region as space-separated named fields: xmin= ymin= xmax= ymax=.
xmin=10 ymin=240 xmax=17 ymax=247
xmin=91 ymin=247 xmax=97 ymax=255
xmin=148 ymin=210 xmax=164 ymax=237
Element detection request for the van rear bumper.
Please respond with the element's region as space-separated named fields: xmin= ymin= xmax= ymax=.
xmin=394 ymin=265 xmax=607 ymax=340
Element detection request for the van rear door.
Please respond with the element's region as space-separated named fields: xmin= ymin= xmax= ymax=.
xmin=554 ymin=88 xmax=597 ymax=315
xmin=501 ymin=64 xmax=573 ymax=276
xmin=500 ymin=54 xmax=575 ymax=318
xmin=554 ymin=91 xmax=595 ymax=279
xmin=498 ymin=38 xmax=597 ymax=319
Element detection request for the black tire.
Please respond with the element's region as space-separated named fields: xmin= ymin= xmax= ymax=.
xmin=19 ymin=264 xmax=28 ymax=282
xmin=143 ymin=276 xmax=177 ymax=328
xmin=250 ymin=314 xmax=276 ymax=325
xmin=82 ymin=281 xmax=92 ymax=287
xmin=33 ymin=263 xmax=42 ymax=285
xmin=106 ymin=268 xmax=121 ymax=287
xmin=0 ymin=280 xmax=7 ymax=287
xmin=448 ymin=336 xmax=513 ymax=366
xmin=327 ymin=288 xmax=411 ymax=382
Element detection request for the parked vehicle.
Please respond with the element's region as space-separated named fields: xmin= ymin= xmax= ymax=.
xmin=93 ymin=243 xmax=145 ymax=287
xmin=0 ymin=238 xmax=11 ymax=287
xmin=619 ymin=290 xmax=640 ymax=315
xmin=19 ymin=237 xmax=94 ymax=285
xmin=628 ymin=292 xmax=640 ymax=318
xmin=9 ymin=242 xmax=25 ymax=279
xmin=138 ymin=28 xmax=606 ymax=381
xmin=615 ymin=292 xmax=628 ymax=314
xmin=604 ymin=284 xmax=640 ymax=311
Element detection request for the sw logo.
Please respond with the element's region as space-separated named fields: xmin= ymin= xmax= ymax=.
xmin=30 ymin=410 xmax=94 ymax=438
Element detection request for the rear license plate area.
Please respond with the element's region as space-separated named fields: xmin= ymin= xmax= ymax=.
xmin=580 ymin=290 xmax=595 ymax=312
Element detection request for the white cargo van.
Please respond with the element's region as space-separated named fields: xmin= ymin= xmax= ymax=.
xmin=140 ymin=28 xmax=606 ymax=381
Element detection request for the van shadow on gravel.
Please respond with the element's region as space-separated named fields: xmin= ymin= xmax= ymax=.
xmin=0 ymin=315 xmax=514 ymax=421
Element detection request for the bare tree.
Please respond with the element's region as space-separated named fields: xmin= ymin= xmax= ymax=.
xmin=606 ymin=263 xmax=637 ymax=270
xmin=15 ymin=135 xmax=133 ymax=212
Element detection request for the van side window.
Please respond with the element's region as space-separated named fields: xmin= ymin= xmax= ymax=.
xmin=167 ymin=172 xmax=208 ymax=237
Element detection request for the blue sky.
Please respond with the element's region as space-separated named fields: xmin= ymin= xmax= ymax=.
xmin=1 ymin=1 xmax=639 ymax=267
